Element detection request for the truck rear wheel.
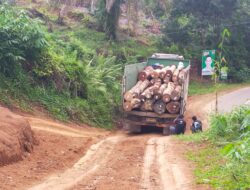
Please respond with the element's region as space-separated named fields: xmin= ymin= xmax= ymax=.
xmin=163 ymin=127 xmax=170 ymax=136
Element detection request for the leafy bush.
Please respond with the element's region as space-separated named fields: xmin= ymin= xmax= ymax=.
xmin=0 ymin=5 xmax=123 ymax=128
xmin=205 ymin=106 xmax=250 ymax=189
xmin=183 ymin=106 xmax=250 ymax=189
xmin=161 ymin=0 xmax=250 ymax=82
xmin=209 ymin=106 xmax=250 ymax=160
xmin=0 ymin=4 xmax=47 ymax=76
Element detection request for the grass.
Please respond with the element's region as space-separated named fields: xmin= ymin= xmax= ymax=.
xmin=186 ymin=142 xmax=250 ymax=190
xmin=177 ymin=133 xmax=205 ymax=143
xmin=189 ymin=81 xmax=250 ymax=96
xmin=186 ymin=145 xmax=228 ymax=188
xmin=180 ymin=106 xmax=250 ymax=190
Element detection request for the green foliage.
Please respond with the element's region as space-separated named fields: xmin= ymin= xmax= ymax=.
xmin=143 ymin=0 xmax=172 ymax=19
xmin=95 ymin=0 xmax=121 ymax=40
xmin=187 ymin=144 xmax=250 ymax=190
xmin=213 ymin=28 xmax=231 ymax=81
xmin=161 ymin=0 xmax=250 ymax=82
xmin=208 ymin=106 xmax=250 ymax=189
xmin=0 ymin=5 xmax=123 ymax=128
xmin=185 ymin=106 xmax=250 ymax=189
xmin=0 ymin=4 xmax=47 ymax=76
xmin=209 ymin=107 xmax=250 ymax=159
xmin=0 ymin=3 xmax=158 ymax=129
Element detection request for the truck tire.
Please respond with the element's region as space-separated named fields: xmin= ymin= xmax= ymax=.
xmin=129 ymin=125 xmax=142 ymax=134
xmin=163 ymin=127 xmax=170 ymax=136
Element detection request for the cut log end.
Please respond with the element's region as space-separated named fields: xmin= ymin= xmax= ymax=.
xmin=162 ymin=94 xmax=171 ymax=103
xmin=166 ymin=102 xmax=181 ymax=114
xmin=141 ymin=99 xmax=154 ymax=111
xmin=153 ymin=100 xmax=166 ymax=115
xmin=123 ymin=102 xmax=132 ymax=112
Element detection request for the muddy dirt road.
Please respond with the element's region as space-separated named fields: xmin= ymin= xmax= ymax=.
xmin=0 ymin=89 xmax=230 ymax=190
xmin=27 ymin=133 xmax=208 ymax=190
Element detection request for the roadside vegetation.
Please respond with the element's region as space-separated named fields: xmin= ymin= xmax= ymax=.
xmin=180 ymin=106 xmax=250 ymax=189
xmin=0 ymin=0 xmax=249 ymax=130
xmin=0 ymin=4 xmax=157 ymax=128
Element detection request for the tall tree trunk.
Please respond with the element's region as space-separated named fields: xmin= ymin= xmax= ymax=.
xmin=105 ymin=0 xmax=121 ymax=40
xmin=90 ymin=0 xmax=96 ymax=13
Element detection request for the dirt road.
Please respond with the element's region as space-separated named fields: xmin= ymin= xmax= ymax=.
xmin=27 ymin=133 xmax=208 ymax=190
xmin=0 ymin=116 xmax=209 ymax=190
xmin=4 ymin=86 xmax=249 ymax=190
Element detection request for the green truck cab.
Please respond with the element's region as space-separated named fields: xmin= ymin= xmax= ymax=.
xmin=122 ymin=54 xmax=190 ymax=135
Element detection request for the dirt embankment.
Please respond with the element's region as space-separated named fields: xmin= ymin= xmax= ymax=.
xmin=0 ymin=106 xmax=36 ymax=166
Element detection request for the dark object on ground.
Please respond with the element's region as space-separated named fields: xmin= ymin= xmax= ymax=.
xmin=170 ymin=115 xmax=186 ymax=135
xmin=191 ymin=116 xmax=202 ymax=133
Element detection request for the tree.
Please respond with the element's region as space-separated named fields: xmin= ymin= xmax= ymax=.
xmin=161 ymin=0 xmax=250 ymax=81
xmin=96 ymin=0 xmax=121 ymax=40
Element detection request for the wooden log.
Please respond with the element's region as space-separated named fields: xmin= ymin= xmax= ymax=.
xmin=124 ymin=81 xmax=142 ymax=101
xmin=139 ymin=86 xmax=154 ymax=101
xmin=159 ymin=66 xmax=170 ymax=79
xmin=138 ymin=66 xmax=154 ymax=81
xmin=123 ymin=98 xmax=141 ymax=112
xmin=133 ymin=80 xmax=150 ymax=97
xmin=153 ymin=78 xmax=162 ymax=89
xmin=140 ymin=78 xmax=161 ymax=101
xmin=166 ymin=101 xmax=181 ymax=114
xmin=165 ymin=65 xmax=176 ymax=78
xmin=141 ymin=99 xmax=154 ymax=111
xmin=171 ymin=85 xmax=182 ymax=101
xmin=149 ymin=78 xmax=157 ymax=86
xmin=172 ymin=69 xmax=180 ymax=82
xmin=150 ymin=69 xmax=161 ymax=79
xmin=154 ymin=83 xmax=167 ymax=101
xmin=163 ymin=76 xmax=171 ymax=84
xmin=173 ymin=81 xmax=180 ymax=86
xmin=178 ymin=68 xmax=188 ymax=84
xmin=162 ymin=82 xmax=175 ymax=103
xmin=153 ymin=100 xmax=166 ymax=115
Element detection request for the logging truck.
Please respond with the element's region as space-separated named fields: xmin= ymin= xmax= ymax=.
xmin=122 ymin=53 xmax=190 ymax=135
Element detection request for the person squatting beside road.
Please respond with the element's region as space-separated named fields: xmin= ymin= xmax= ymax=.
xmin=170 ymin=114 xmax=186 ymax=135
xmin=191 ymin=116 xmax=202 ymax=133
xmin=170 ymin=115 xmax=202 ymax=135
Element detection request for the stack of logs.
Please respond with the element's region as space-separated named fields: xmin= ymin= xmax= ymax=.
xmin=123 ymin=64 xmax=189 ymax=114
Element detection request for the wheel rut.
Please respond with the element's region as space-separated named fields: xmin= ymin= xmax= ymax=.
xmin=141 ymin=137 xmax=197 ymax=190
xmin=28 ymin=136 xmax=122 ymax=190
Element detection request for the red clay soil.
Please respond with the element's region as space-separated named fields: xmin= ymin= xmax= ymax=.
xmin=0 ymin=106 xmax=36 ymax=166
xmin=0 ymin=130 xmax=94 ymax=190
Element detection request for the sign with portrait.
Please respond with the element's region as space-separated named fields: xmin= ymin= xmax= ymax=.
xmin=202 ymin=50 xmax=216 ymax=76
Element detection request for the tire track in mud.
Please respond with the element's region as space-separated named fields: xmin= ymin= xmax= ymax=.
xmin=28 ymin=136 xmax=122 ymax=190
xmin=73 ymin=135 xmax=148 ymax=190
xmin=141 ymin=137 xmax=196 ymax=190
xmin=140 ymin=138 xmax=160 ymax=190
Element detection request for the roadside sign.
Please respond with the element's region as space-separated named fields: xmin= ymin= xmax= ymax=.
xmin=220 ymin=66 xmax=228 ymax=80
xmin=202 ymin=50 xmax=216 ymax=76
